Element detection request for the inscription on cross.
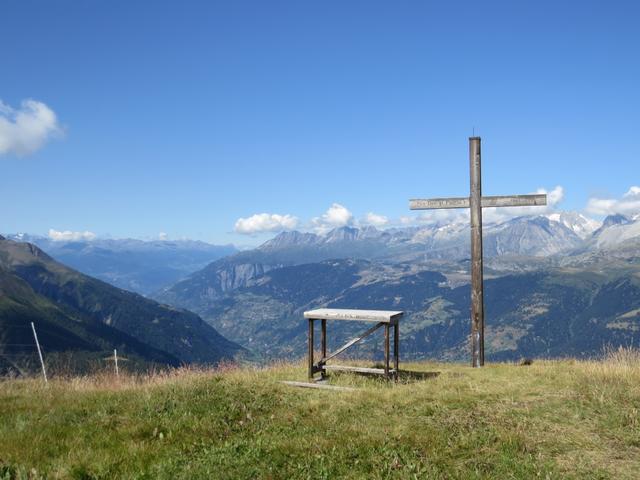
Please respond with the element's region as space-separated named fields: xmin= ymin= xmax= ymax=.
xmin=409 ymin=137 xmax=547 ymax=367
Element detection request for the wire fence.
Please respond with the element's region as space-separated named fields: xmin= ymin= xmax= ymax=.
xmin=1 ymin=323 xmax=139 ymax=381
xmin=2 ymin=323 xmax=56 ymax=382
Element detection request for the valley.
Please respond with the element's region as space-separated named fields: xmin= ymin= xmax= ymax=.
xmin=0 ymin=236 xmax=244 ymax=375
xmin=153 ymin=213 xmax=640 ymax=361
xmin=4 ymin=212 xmax=640 ymax=367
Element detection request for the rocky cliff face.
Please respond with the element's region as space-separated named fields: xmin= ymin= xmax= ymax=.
xmin=155 ymin=255 xmax=284 ymax=312
xmin=259 ymin=231 xmax=320 ymax=250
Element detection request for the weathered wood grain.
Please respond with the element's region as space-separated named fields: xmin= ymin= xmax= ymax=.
xmin=481 ymin=194 xmax=547 ymax=207
xmin=308 ymin=318 xmax=314 ymax=380
xmin=304 ymin=308 xmax=404 ymax=323
xmin=409 ymin=197 xmax=470 ymax=209
xmin=469 ymin=137 xmax=484 ymax=367
xmin=323 ymin=365 xmax=398 ymax=375
xmin=409 ymin=194 xmax=547 ymax=210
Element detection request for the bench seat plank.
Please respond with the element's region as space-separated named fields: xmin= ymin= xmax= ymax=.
xmin=304 ymin=308 xmax=403 ymax=323
xmin=324 ymin=365 xmax=397 ymax=375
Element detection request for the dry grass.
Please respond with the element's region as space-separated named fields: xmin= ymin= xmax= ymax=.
xmin=1 ymin=353 xmax=639 ymax=479
xmin=581 ymin=345 xmax=640 ymax=380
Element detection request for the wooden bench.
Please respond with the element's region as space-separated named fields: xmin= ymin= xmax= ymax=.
xmin=303 ymin=308 xmax=404 ymax=381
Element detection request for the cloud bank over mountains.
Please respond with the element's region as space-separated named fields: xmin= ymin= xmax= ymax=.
xmin=0 ymin=99 xmax=62 ymax=156
xmin=363 ymin=212 xmax=389 ymax=227
xmin=31 ymin=185 xmax=640 ymax=242
xmin=586 ymin=186 xmax=640 ymax=216
xmin=233 ymin=186 xmax=567 ymax=236
xmin=234 ymin=213 xmax=299 ymax=235
xmin=311 ymin=203 xmax=354 ymax=234
xmin=48 ymin=229 xmax=97 ymax=242
xmin=232 ymin=185 xmax=640 ymax=237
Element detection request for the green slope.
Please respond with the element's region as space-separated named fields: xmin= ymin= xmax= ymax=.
xmin=0 ymin=238 xmax=243 ymax=373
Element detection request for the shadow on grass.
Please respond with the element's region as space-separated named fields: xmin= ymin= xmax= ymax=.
xmin=326 ymin=364 xmax=440 ymax=383
xmin=397 ymin=369 xmax=440 ymax=381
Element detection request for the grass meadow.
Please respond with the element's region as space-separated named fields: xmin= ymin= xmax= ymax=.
xmin=1 ymin=348 xmax=639 ymax=479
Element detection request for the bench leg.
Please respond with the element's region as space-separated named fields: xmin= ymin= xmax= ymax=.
xmin=321 ymin=319 xmax=327 ymax=379
xmin=384 ymin=324 xmax=390 ymax=379
xmin=393 ymin=322 xmax=399 ymax=382
xmin=308 ymin=318 xmax=314 ymax=381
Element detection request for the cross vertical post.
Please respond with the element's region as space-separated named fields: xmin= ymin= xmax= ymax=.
xmin=469 ymin=137 xmax=484 ymax=367
xmin=409 ymin=136 xmax=548 ymax=367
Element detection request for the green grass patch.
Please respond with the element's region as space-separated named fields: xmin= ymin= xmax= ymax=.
xmin=1 ymin=351 xmax=639 ymax=479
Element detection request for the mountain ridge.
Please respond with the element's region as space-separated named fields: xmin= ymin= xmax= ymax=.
xmin=3 ymin=235 xmax=238 ymax=295
xmin=0 ymin=237 xmax=243 ymax=374
xmin=156 ymin=212 xmax=635 ymax=312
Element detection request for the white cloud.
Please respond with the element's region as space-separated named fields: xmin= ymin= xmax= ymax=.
xmin=482 ymin=185 xmax=564 ymax=223
xmin=311 ymin=203 xmax=354 ymax=234
xmin=234 ymin=213 xmax=298 ymax=235
xmin=416 ymin=209 xmax=468 ymax=225
xmin=48 ymin=229 xmax=96 ymax=242
xmin=542 ymin=185 xmax=565 ymax=206
xmin=362 ymin=212 xmax=389 ymax=227
xmin=586 ymin=186 xmax=640 ymax=216
xmin=158 ymin=232 xmax=169 ymax=241
xmin=0 ymin=99 xmax=63 ymax=156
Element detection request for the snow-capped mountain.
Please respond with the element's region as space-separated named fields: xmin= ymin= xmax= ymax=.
xmin=484 ymin=215 xmax=584 ymax=256
xmin=591 ymin=215 xmax=640 ymax=249
xmin=257 ymin=213 xmax=592 ymax=260
xmin=546 ymin=212 xmax=601 ymax=239
xmin=592 ymin=214 xmax=631 ymax=237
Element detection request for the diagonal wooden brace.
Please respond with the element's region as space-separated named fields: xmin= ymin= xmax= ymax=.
xmin=318 ymin=321 xmax=385 ymax=365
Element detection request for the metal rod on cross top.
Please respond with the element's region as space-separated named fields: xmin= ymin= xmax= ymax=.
xmin=409 ymin=137 xmax=548 ymax=367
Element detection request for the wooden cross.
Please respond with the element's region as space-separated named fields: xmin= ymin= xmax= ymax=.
xmin=409 ymin=137 xmax=547 ymax=367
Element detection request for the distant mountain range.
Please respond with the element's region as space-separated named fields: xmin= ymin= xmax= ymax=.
xmin=5 ymin=211 xmax=640 ymax=366
xmin=156 ymin=212 xmax=628 ymax=310
xmin=0 ymin=236 xmax=243 ymax=375
xmin=2 ymin=235 xmax=237 ymax=295
xmin=153 ymin=212 xmax=640 ymax=361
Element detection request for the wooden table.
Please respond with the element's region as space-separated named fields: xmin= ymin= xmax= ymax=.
xmin=303 ymin=308 xmax=404 ymax=381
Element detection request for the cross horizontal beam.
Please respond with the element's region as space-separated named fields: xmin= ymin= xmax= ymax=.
xmin=409 ymin=194 xmax=547 ymax=211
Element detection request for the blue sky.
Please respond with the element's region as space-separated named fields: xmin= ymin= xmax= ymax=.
xmin=1 ymin=1 xmax=639 ymax=245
